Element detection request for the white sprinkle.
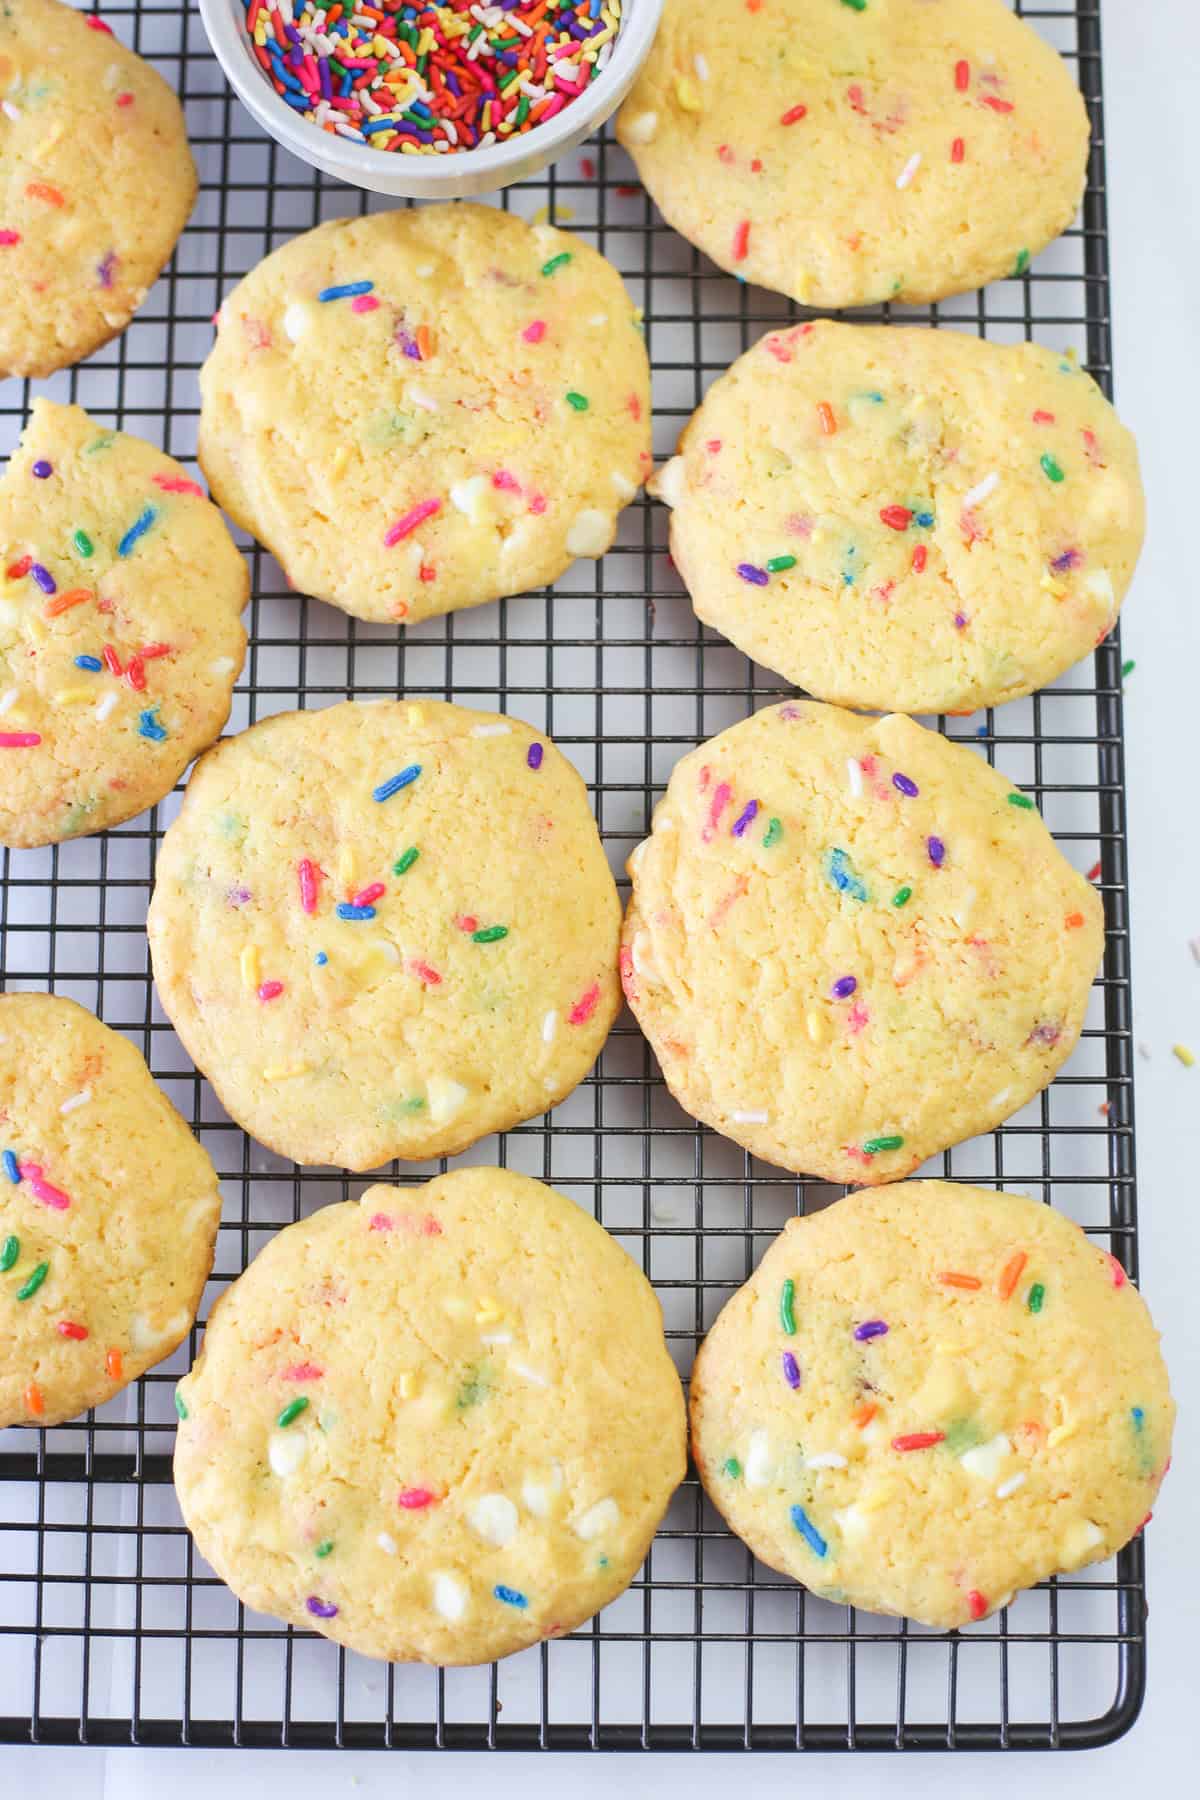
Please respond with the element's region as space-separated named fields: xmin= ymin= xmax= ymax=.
xmin=1 ymin=101 xmax=20 ymax=121
xmin=610 ymin=470 xmax=637 ymax=502
xmin=959 ymin=1434 xmax=1012 ymax=1481
xmin=847 ymin=757 xmax=864 ymax=798
xmin=480 ymin=1330 xmax=512 ymax=1346
xmin=990 ymin=1088 xmax=1013 ymax=1109
xmin=995 ymin=1472 xmax=1027 ymax=1500
xmin=574 ymin=1497 xmax=620 ymax=1541
xmin=732 ymin=1109 xmax=768 ymax=1125
xmin=408 ymin=385 xmax=439 ymax=413
xmin=467 ymin=1494 xmax=519 ymax=1548
xmin=623 ymin=110 xmax=658 ymax=145
xmin=268 ymin=1431 xmax=308 ymax=1479
xmin=283 ymin=302 xmax=309 ymax=343
xmin=522 ymin=1481 xmax=551 ymax=1518
xmin=0 ymin=687 xmax=19 ymax=716
xmin=59 ymin=1088 xmax=91 ymax=1114
xmin=588 ymin=313 xmax=608 ymax=327
xmin=805 ymin=1452 xmax=848 ymax=1471
xmin=95 ymin=692 xmax=118 ymax=723
xmin=565 ymin=508 xmax=612 ymax=559
xmin=510 ymin=1359 xmax=549 ymax=1388
xmin=896 ymin=152 xmax=922 ymax=190
xmin=432 ymin=1572 xmax=468 ymax=1621
xmin=415 ymin=263 xmax=435 ymax=279
xmin=102 ymin=63 xmax=121 ymax=91
xmin=963 ymin=472 xmax=1000 ymax=509
xmin=694 ymin=52 xmax=710 ymax=81
xmin=542 ymin=1010 xmax=559 ymax=1045
xmin=471 ymin=722 xmax=512 ymax=738
xmin=745 ymin=1429 xmax=773 ymax=1489
xmin=209 ymin=657 xmax=236 ymax=677
xmin=377 ymin=1532 xmax=397 ymax=1556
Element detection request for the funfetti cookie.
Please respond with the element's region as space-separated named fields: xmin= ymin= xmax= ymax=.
xmin=690 ymin=1181 xmax=1174 ymax=1631
xmin=174 ymin=1167 xmax=687 ymax=1666
xmin=147 ymin=700 xmax=622 ymax=1171
xmin=0 ymin=0 xmax=197 ymax=379
xmin=198 ymin=205 xmax=651 ymax=627
xmin=0 ymin=399 xmax=248 ymax=850
xmin=618 ymin=0 xmax=1089 ymax=311
xmin=652 ymin=322 xmax=1144 ymax=715
xmin=621 ymin=701 xmax=1103 ymax=1184
xmin=0 ymin=992 xmax=222 ymax=1429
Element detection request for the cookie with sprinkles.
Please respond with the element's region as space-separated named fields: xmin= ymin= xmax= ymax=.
xmin=0 ymin=0 xmax=197 ymax=379
xmin=617 ymin=0 xmax=1089 ymax=310
xmin=0 ymin=399 xmax=248 ymax=850
xmin=653 ymin=322 xmax=1144 ymax=714
xmin=690 ymin=1180 xmax=1174 ymax=1630
xmin=197 ymin=204 xmax=650 ymax=627
xmin=174 ymin=1167 xmax=686 ymax=1665
xmin=147 ymin=700 xmax=622 ymax=1169
xmin=622 ymin=701 xmax=1103 ymax=1183
xmin=0 ymin=992 xmax=222 ymax=1430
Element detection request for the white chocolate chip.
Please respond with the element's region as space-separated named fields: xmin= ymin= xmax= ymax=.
xmin=745 ymin=1429 xmax=774 ymax=1489
xmin=268 ymin=1431 xmax=308 ymax=1479
xmin=209 ymin=657 xmax=236 ymax=677
xmin=565 ymin=508 xmax=613 ymax=559
xmin=610 ymin=470 xmax=637 ymax=502
xmin=959 ymin=1434 xmax=1012 ymax=1481
xmin=522 ymin=1466 xmax=562 ymax=1518
xmin=467 ymin=1494 xmax=519 ymax=1548
xmin=283 ymin=302 xmax=310 ymax=342
xmin=623 ymin=110 xmax=658 ymax=145
xmin=1084 ymin=567 xmax=1115 ymax=606
xmin=426 ymin=1075 xmax=469 ymax=1123
xmin=574 ymin=1498 xmax=620 ymax=1541
xmin=833 ymin=1504 xmax=869 ymax=1542
xmin=650 ymin=455 xmax=686 ymax=510
xmin=1060 ymin=1518 xmax=1105 ymax=1566
xmin=432 ymin=1571 xmax=468 ymax=1621
xmin=377 ymin=1532 xmax=397 ymax=1556
xmin=450 ymin=474 xmax=491 ymax=523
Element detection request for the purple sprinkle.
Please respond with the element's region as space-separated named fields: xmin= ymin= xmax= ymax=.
xmin=781 ymin=1351 xmax=802 ymax=1390
xmin=306 ymin=1596 xmax=338 ymax=1620
xmin=227 ymin=886 xmax=252 ymax=907
xmin=831 ymin=975 xmax=857 ymax=999
xmin=927 ymin=835 xmax=946 ymax=867
xmin=30 ymin=563 xmax=56 ymax=595
xmin=892 ymin=773 xmax=919 ymax=798
xmin=1051 ymin=548 xmax=1082 ymax=573
xmin=953 ymin=612 xmax=968 ymax=630
xmin=731 ymin=799 xmax=759 ymax=838
xmin=97 ymin=250 xmax=117 ymax=291
xmin=853 ymin=1319 xmax=889 ymax=1342
xmin=31 ymin=460 xmax=52 ymax=480
xmin=527 ymin=742 xmax=544 ymax=771
xmin=736 ymin=562 xmax=770 ymax=586
xmin=1028 ymin=1020 xmax=1063 ymax=1047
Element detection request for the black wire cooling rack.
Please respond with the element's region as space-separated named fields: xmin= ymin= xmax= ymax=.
xmin=0 ymin=0 xmax=1145 ymax=1755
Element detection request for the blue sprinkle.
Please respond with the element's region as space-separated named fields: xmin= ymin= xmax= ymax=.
xmin=336 ymin=904 xmax=376 ymax=922
xmin=318 ymin=281 xmax=374 ymax=302
xmin=372 ymin=764 xmax=422 ymax=803
xmin=731 ymin=799 xmax=759 ymax=838
xmin=975 ymin=725 xmax=988 ymax=738
xmin=914 ymin=511 xmax=935 ymax=528
xmin=138 ymin=707 xmax=167 ymax=741
xmin=1131 ymin=1406 xmax=1145 ymax=1431
xmin=74 ymin=654 xmax=103 ymax=672
xmin=736 ymin=562 xmax=769 ymax=586
xmin=790 ymin=1506 xmax=828 ymax=1558
xmin=314 ymin=951 xmax=328 ymax=966
xmin=826 ymin=848 xmax=870 ymax=904
xmin=118 ymin=506 xmax=158 ymax=558
xmin=493 ymin=1584 xmax=528 ymax=1609
xmin=2 ymin=1149 xmax=19 ymax=1184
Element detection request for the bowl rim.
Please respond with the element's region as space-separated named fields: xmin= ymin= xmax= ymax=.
xmin=197 ymin=0 xmax=663 ymax=186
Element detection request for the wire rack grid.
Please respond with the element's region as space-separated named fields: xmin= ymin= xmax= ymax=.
xmin=0 ymin=0 xmax=1143 ymax=1756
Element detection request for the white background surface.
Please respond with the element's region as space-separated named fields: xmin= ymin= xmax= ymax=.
xmin=8 ymin=1 xmax=1199 ymax=1793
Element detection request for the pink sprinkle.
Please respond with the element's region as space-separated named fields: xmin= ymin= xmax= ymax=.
xmin=116 ymin=91 xmax=134 ymax=107
xmin=257 ymin=981 xmax=284 ymax=1003
xmin=0 ymin=230 xmax=22 ymax=247
xmin=455 ymin=914 xmax=479 ymax=933
xmin=528 ymin=493 xmax=547 ymax=514
xmin=787 ymin=514 xmax=814 ymax=538
xmin=846 ymin=1002 xmax=870 ymax=1034
xmin=708 ymin=876 xmax=748 ymax=930
xmin=397 ymin=1487 xmax=438 ymax=1509
xmin=282 ymin=1362 xmax=324 ymax=1381
xmin=153 ymin=473 xmax=205 ymax=497
xmin=86 ymin=15 xmax=113 ymax=31
xmin=1106 ymin=1252 xmax=1127 ymax=1288
xmin=351 ymin=293 xmax=380 ymax=313
xmin=619 ymin=943 xmax=637 ymax=1000
xmin=297 ymin=857 xmax=323 ymax=915
xmin=523 ymin=319 xmax=547 ymax=344
xmin=409 ymin=959 xmax=442 ymax=987
xmin=369 ymin=1213 xmax=396 ymax=1232
xmin=732 ymin=220 xmax=751 ymax=262
xmin=1032 ymin=410 xmax=1056 ymax=425
xmin=704 ymin=781 xmax=732 ymax=841
xmin=568 ymin=982 xmax=601 ymax=1026
xmin=384 ymin=497 xmax=441 ymax=546
xmin=0 ymin=732 xmax=41 ymax=748
xmin=982 ymin=95 xmax=1014 ymax=114
xmin=18 ymin=1162 xmax=71 ymax=1211
xmin=352 ymin=882 xmax=385 ymax=908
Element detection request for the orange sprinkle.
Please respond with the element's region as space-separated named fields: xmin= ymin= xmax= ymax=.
xmin=937 ymin=1271 xmax=982 ymax=1290
xmin=951 ymin=137 xmax=965 ymax=163
xmin=24 ymin=1382 xmax=45 ymax=1417
xmin=732 ymin=219 xmax=751 ymax=262
xmin=851 ymin=1402 xmax=878 ymax=1429
xmin=106 ymin=1347 xmax=124 ymax=1381
xmin=416 ymin=323 xmax=434 ymax=360
xmin=26 ymin=181 xmax=65 ymax=207
xmin=817 ymin=402 xmax=837 ymax=436
xmin=1065 ymin=911 xmax=1085 ymax=929
xmin=43 ymin=587 xmax=93 ymax=618
xmin=997 ymin=1251 xmax=1028 ymax=1301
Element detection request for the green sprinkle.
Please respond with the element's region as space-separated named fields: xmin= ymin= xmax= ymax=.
xmin=841 ymin=0 xmax=868 ymax=10
xmin=277 ymin=1397 xmax=310 ymax=1428
xmin=174 ymin=1389 xmax=189 ymax=1420
xmin=541 ymin=252 xmax=573 ymax=277
xmin=722 ymin=1457 xmax=742 ymax=1479
xmin=863 ymin=1135 xmax=904 ymax=1155
xmin=566 ymin=391 xmax=589 ymax=412
xmin=892 ymin=886 xmax=912 ymax=908
xmin=1040 ymin=453 xmax=1065 ymax=483
xmin=766 ymin=555 xmax=797 ymax=573
xmin=1007 ymin=792 xmax=1035 ymax=810
xmin=73 ymin=529 xmax=94 ymax=558
xmin=16 ymin=1261 xmax=48 ymax=1301
xmin=0 ymin=1235 xmax=18 ymax=1274
xmin=762 ymin=818 xmax=782 ymax=849
xmin=1122 ymin=658 xmax=1136 ymax=678
xmin=315 ymin=1540 xmax=334 ymax=1559
xmin=84 ymin=433 xmax=115 ymax=455
xmin=943 ymin=1416 xmax=985 ymax=1455
xmin=515 ymin=96 xmax=531 ymax=128
xmin=393 ymin=847 xmax=420 ymax=876
xmin=1027 ymin=1283 xmax=1045 ymax=1314
xmin=780 ymin=1278 xmax=796 ymax=1336
xmin=457 ymin=1366 xmax=490 ymax=1411
xmin=1011 ymin=249 xmax=1031 ymax=277
xmin=472 ymin=925 xmax=509 ymax=944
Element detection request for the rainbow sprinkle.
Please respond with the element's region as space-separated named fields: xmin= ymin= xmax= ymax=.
xmin=243 ymin=1 xmax=623 ymax=156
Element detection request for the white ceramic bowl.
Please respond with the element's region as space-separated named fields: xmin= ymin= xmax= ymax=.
xmin=198 ymin=0 xmax=663 ymax=200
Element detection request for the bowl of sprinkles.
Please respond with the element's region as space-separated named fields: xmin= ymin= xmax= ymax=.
xmin=199 ymin=0 xmax=660 ymax=197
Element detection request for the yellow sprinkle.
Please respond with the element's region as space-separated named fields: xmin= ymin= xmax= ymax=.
xmin=396 ymin=1370 xmax=419 ymax=1400
xmin=240 ymin=945 xmax=260 ymax=991
xmin=25 ymin=615 xmax=47 ymax=644
xmin=474 ymin=1296 xmax=504 ymax=1325
xmin=441 ymin=1296 xmax=470 ymax=1320
xmin=806 ymin=1009 xmax=828 ymax=1045
xmin=53 ymin=688 xmax=93 ymax=705
xmin=1047 ymin=1422 xmax=1077 ymax=1448
xmin=810 ymin=529 xmax=825 ymax=546
xmin=674 ymin=75 xmax=703 ymax=112
xmin=33 ymin=122 xmax=64 ymax=160
xmin=330 ymin=446 xmax=350 ymax=479
xmin=794 ymin=269 xmax=814 ymax=304
xmin=1173 ymin=1043 xmax=1196 ymax=1068
xmin=857 ymin=1485 xmax=895 ymax=1514
xmin=406 ymin=704 xmax=425 ymax=727
xmin=532 ymin=203 xmax=575 ymax=226
xmin=1040 ymin=572 xmax=1068 ymax=599
xmin=262 ymin=1063 xmax=309 ymax=1082
xmin=337 ymin=845 xmax=355 ymax=888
